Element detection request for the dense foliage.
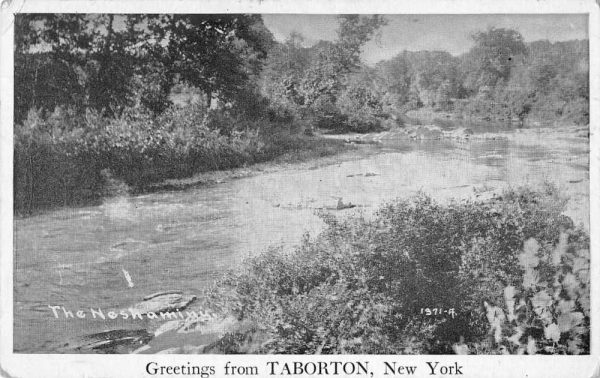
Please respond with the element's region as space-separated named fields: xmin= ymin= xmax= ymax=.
xmin=469 ymin=233 xmax=590 ymax=355
xmin=15 ymin=17 xmax=589 ymax=131
xmin=209 ymin=187 xmax=589 ymax=354
xmin=261 ymin=26 xmax=588 ymax=130
xmin=373 ymin=29 xmax=588 ymax=124
xmin=260 ymin=16 xmax=387 ymax=133
xmin=14 ymin=14 xmax=274 ymax=121
xmin=14 ymin=105 xmax=343 ymax=213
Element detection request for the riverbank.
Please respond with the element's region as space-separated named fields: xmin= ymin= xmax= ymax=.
xmin=14 ymin=129 xmax=354 ymax=217
xmin=405 ymin=107 xmax=590 ymax=129
xmin=140 ymin=134 xmax=371 ymax=194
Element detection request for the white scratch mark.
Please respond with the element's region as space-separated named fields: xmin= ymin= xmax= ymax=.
xmin=122 ymin=268 xmax=134 ymax=288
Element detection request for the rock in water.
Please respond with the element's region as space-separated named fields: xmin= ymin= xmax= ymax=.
xmin=66 ymin=329 xmax=153 ymax=354
xmin=130 ymin=292 xmax=196 ymax=314
xmin=143 ymin=290 xmax=184 ymax=301
xmin=336 ymin=198 xmax=356 ymax=210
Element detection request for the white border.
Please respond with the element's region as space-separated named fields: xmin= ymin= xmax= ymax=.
xmin=1 ymin=1 xmax=599 ymax=377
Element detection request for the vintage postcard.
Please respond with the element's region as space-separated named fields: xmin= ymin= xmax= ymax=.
xmin=0 ymin=0 xmax=598 ymax=377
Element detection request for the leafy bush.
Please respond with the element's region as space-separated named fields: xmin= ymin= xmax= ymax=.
xmin=336 ymin=73 xmax=385 ymax=133
xmin=14 ymin=104 xmax=340 ymax=214
xmin=210 ymin=186 xmax=589 ymax=354
xmin=14 ymin=109 xmax=106 ymax=213
xmin=304 ymin=95 xmax=347 ymax=132
xmin=85 ymin=105 xmax=259 ymax=186
xmin=459 ymin=233 xmax=590 ymax=355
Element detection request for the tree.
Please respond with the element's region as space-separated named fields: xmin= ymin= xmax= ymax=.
xmin=528 ymin=62 xmax=557 ymax=95
xmin=259 ymin=15 xmax=387 ymax=131
xmin=15 ymin=14 xmax=274 ymax=121
xmin=375 ymin=53 xmax=412 ymax=110
xmin=434 ymin=79 xmax=454 ymax=111
xmin=15 ymin=14 xmax=90 ymax=122
xmin=86 ymin=14 xmax=142 ymax=115
xmin=260 ymin=33 xmax=314 ymax=110
xmin=148 ymin=14 xmax=274 ymax=108
xmin=298 ymin=15 xmax=387 ymax=119
xmin=15 ymin=14 xmax=146 ymax=120
xmin=462 ymin=28 xmax=527 ymax=94
xmin=335 ymin=15 xmax=387 ymax=72
xmin=337 ymin=68 xmax=384 ymax=132
xmin=372 ymin=50 xmax=463 ymax=113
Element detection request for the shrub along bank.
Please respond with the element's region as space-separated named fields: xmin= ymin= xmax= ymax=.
xmin=208 ymin=186 xmax=589 ymax=354
xmin=14 ymin=105 xmax=345 ymax=214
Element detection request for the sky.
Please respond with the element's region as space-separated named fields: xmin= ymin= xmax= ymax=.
xmin=262 ymin=14 xmax=588 ymax=65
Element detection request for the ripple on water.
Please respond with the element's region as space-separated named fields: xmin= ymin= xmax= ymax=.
xmin=92 ymin=239 xmax=150 ymax=262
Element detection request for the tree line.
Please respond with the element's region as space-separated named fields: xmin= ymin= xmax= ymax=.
xmin=15 ymin=14 xmax=275 ymax=121
xmin=261 ymin=26 xmax=588 ymax=129
xmin=15 ymin=14 xmax=388 ymax=125
xmin=263 ymin=28 xmax=589 ymax=131
xmin=16 ymin=15 xmax=588 ymax=130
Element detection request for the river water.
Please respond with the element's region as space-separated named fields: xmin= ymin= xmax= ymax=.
xmin=13 ymin=125 xmax=589 ymax=353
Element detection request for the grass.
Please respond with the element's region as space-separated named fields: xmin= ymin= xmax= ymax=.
xmin=140 ymin=134 xmax=351 ymax=194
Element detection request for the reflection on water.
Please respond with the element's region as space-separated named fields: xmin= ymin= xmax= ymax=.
xmin=14 ymin=126 xmax=589 ymax=353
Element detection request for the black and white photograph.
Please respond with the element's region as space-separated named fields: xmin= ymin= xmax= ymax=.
xmin=1 ymin=0 xmax=598 ymax=373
